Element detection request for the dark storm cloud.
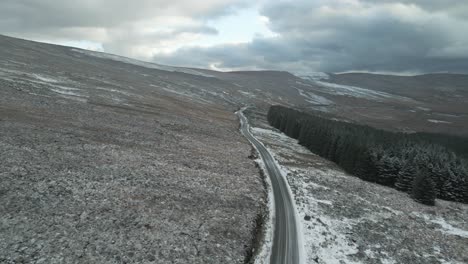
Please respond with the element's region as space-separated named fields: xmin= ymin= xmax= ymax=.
xmin=155 ymin=0 xmax=468 ymax=74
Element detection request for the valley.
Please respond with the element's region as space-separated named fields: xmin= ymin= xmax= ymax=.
xmin=1 ymin=34 xmax=467 ymax=264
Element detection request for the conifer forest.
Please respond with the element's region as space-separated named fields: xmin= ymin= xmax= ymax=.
xmin=267 ymin=105 xmax=468 ymax=205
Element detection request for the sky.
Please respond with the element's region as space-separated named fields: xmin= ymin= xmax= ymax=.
xmin=1 ymin=0 xmax=468 ymax=74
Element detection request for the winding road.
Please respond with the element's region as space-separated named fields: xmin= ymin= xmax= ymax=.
xmin=237 ymin=109 xmax=301 ymax=264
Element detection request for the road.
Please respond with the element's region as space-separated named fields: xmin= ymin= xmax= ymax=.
xmin=237 ymin=109 xmax=301 ymax=264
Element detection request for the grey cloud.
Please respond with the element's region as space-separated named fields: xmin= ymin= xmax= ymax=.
xmin=361 ymin=0 xmax=468 ymax=18
xmin=155 ymin=37 xmax=317 ymax=71
xmin=99 ymin=25 xmax=219 ymax=58
xmin=173 ymin=26 xmax=218 ymax=35
xmin=2 ymin=0 xmax=468 ymax=74
xmin=0 ymin=0 xmax=247 ymax=57
xmin=0 ymin=0 xmax=247 ymax=56
xmin=0 ymin=0 xmax=248 ymax=29
xmin=155 ymin=0 xmax=468 ymax=74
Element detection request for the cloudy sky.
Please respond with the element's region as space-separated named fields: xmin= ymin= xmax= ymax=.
xmin=2 ymin=0 xmax=468 ymax=74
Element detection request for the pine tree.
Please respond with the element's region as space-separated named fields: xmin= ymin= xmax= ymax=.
xmin=463 ymin=180 xmax=468 ymax=203
xmin=375 ymin=155 xmax=399 ymax=187
xmin=395 ymin=164 xmax=416 ymax=193
xmin=411 ymin=168 xmax=436 ymax=206
xmin=437 ymin=166 xmax=456 ymax=200
xmin=355 ymin=148 xmax=378 ymax=181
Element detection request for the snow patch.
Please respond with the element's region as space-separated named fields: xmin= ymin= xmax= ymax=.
xmin=296 ymin=88 xmax=334 ymax=105
xmin=239 ymin=90 xmax=256 ymax=98
xmin=161 ymin=87 xmax=212 ymax=104
xmin=50 ymin=88 xmax=83 ymax=97
xmin=296 ymin=72 xmax=330 ymax=82
xmin=71 ymin=49 xmax=214 ymax=78
xmin=31 ymin=74 xmax=59 ymax=83
xmin=427 ymin=119 xmax=452 ymax=124
xmin=415 ymin=213 xmax=468 ymax=238
xmin=417 ymin=106 xmax=431 ymax=111
xmin=314 ymin=80 xmax=412 ymax=102
xmin=49 ymin=89 xmax=79 ymax=96
xmin=94 ymin=87 xmax=131 ymax=96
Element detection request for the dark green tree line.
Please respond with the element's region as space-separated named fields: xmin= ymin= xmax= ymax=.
xmin=267 ymin=105 xmax=468 ymax=205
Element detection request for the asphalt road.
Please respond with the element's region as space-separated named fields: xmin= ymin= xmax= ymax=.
xmin=237 ymin=109 xmax=301 ymax=264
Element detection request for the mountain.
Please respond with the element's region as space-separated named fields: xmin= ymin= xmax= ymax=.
xmin=4 ymin=34 xmax=466 ymax=136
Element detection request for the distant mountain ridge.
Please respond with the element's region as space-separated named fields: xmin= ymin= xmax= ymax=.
xmin=1 ymin=34 xmax=467 ymax=136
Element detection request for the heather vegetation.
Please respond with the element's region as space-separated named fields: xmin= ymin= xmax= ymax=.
xmin=267 ymin=105 xmax=468 ymax=205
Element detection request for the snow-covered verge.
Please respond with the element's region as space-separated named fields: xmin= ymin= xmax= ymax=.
xmin=252 ymin=158 xmax=274 ymax=264
xmin=250 ymin=124 xmax=468 ymax=264
xmin=236 ymin=109 xmax=274 ymax=264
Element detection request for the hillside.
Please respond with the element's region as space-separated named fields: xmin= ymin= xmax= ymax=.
xmin=4 ymin=34 xmax=466 ymax=137
xmin=319 ymin=72 xmax=468 ymax=135
xmin=0 ymin=35 xmax=265 ymax=263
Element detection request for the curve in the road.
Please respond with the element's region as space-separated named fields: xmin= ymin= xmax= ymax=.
xmin=237 ymin=109 xmax=302 ymax=264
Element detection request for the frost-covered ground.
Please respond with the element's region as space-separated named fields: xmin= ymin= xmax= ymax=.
xmin=312 ymin=80 xmax=414 ymax=102
xmin=295 ymin=73 xmax=413 ymax=103
xmin=0 ymin=35 xmax=266 ymax=264
xmin=249 ymin=118 xmax=468 ymax=264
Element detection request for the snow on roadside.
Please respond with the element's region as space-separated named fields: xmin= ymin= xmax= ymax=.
xmin=236 ymin=110 xmax=274 ymax=264
xmin=252 ymin=158 xmax=274 ymax=264
xmin=251 ymin=127 xmax=309 ymax=155
xmin=253 ymin=127 xmax=361 ymax=264
xmin=256 ymin=136 xmax=306 ymax=264
xmin=239 ymin=110 xmax=304 ymax=264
